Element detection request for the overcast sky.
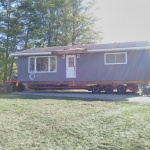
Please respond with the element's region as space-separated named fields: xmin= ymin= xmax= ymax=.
xmin=94 ymin=0 xmax=150 ymax=43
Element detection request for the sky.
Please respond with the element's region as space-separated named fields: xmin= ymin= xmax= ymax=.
xmin=94 ymin=0 xmax=150 ymax=43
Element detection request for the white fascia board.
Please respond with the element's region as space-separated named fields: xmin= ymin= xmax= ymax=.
xmin=10 ymin=46 xmax=150 ymax=56
xmin=87 ymin=46 xmax=150 ymax=53
xmin=10 ymin=52 xmax=52 ymax=56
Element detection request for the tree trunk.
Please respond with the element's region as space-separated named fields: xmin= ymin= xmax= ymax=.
xmin=47 ymin=28 xmax=52 ymax=47
xmin=24 ymin=25 xmax=30 ymax=49
xmin=8 ymin=62 xmax=14 ymax=80
xmin=71 ymin=2 xmax=76 ymax=45
xmin=3 ymin=65 xmax=8 ymax=83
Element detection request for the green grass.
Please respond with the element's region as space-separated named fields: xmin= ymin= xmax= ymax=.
xmin=0 ymin=94 xmax=150 ymax=150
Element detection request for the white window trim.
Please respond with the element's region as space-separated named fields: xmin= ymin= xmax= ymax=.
xmin=28 ymin=56 xmax=57 ymax=73
xmin=104 ymin=52 xmax=127 ymax=65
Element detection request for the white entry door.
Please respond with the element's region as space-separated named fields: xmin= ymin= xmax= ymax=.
xmin=66 ymin=55 xmax=76 ymax=78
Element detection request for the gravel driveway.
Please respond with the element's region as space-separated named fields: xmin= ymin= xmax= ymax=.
xmin=13 ymin=91 xmax=150 ymax=103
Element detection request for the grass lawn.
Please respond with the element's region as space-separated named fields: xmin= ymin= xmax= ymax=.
xmin=0 ymin=94 xmax=150 ymax=150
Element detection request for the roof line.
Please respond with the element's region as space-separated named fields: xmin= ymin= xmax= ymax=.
xmin=87 ymin=46 xmax=150 ymax=52
xmin=10 ymin=46 xmax=150 ymax=56
xmin=10 ymin=52 xmax=52 ymax=56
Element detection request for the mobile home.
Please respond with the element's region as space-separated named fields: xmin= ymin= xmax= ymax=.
xmin=11 ymin=41 xmax=150 ymax=93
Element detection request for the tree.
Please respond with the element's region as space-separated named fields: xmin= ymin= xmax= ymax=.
xmin=33 ymin=0 xmax=101 ymax=46
xmin=0 ymin=0 xmax=101 ymax=82
xmin=0 ymin=0 xmax=21 ymax=82
xmin=59 ymin=0 xmax=101 ymax=45
xmin=17 ymin=0 xmax=43 ymax=49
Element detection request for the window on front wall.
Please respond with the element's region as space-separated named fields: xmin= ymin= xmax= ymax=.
xmin=50 ymin=56 xmax=56 ymax=71
xmin=104 ymin=52 xmax=127 ymax=65
xmin=29 ymin=57 xmax=35 ymax=72
xmin=29 ymin=56 xmax=57 ymax=73
xmin=36 ymin=57 xmax=49 ymax=72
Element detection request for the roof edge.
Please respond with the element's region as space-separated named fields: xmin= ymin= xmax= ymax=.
xmin=10 ymin=52 xmax=52 ymax=56
xmin=87 ymin=46 xmax=150 ymax=53
xmin=10 ymin=45 xmax=150 ymax=56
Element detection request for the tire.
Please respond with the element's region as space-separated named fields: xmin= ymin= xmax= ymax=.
xmin=117 ymin=85 xmax=127 ymax=94
xmin=105 ymin=85 xmax=113 ymax=94
xmin=92 ymin=85 xmax=101 ymax=94
xmin=12 ymin=83 xmax=18 ymax=92
xmin=17 ymin=83 xmax=25 ymax=92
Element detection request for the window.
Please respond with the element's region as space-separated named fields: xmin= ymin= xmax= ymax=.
xmin=29 ymin=57 xmax=35 ymax=72
xmin=68 ymin=57 xmax=74 ymax=67
xmin=36 ymin=57 xmax=49 ymax=72
xmin=29 ymin=56 xmax=57 ymax=73
xmin=50 ymin=56 xmax=56 ymax=71
xmin=104 ymin=52 xmax=127 ymax=65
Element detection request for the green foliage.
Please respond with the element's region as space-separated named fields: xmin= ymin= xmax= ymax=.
xmin=0 ymin=0 xmax=102 ymax=82
xmin=0 ymin=0 xmax=20 ymax=82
